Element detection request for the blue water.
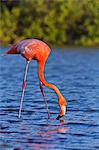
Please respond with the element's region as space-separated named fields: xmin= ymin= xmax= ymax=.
xmin=0 ymin=47 xmax=99 ymax=150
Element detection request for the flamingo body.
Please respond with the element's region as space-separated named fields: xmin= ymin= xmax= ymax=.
xmin=4 ymin=39 xmax=66 ymax=119
xmin=10 ymin=39 xmax=50 ymax=61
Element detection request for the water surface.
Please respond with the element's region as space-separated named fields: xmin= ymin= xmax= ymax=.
xmin=0 ymin=47 xmax=99 ymax=150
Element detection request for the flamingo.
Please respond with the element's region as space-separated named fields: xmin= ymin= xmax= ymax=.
xmin=1 ymin=39 xmax=66 ymax=120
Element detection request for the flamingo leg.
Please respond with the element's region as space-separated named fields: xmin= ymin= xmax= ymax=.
xmin=18 ymin=61 xmax=30 ymax=118
xmin=40 ymin=81 xmax=50 ymax=119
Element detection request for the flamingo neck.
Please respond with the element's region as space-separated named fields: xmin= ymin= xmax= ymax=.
xmin=38 ymin=62 xmax=63 ymax=99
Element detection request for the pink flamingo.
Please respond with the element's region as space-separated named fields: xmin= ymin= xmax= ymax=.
xmin=1 ymin=39 xmax=66 ymax=119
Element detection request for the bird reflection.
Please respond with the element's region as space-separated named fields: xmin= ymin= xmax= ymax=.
xmin=28 ymin=119 xmax=69 ymax=150
xmin=37 ymin=119 xmax=68 ymax=136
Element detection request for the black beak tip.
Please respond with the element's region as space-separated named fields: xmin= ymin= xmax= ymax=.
xmin=56 ymin=115 xmax=64 ymax=120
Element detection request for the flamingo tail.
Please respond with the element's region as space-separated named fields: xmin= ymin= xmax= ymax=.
xmin=0 ymin=48 xmax=18 ymax=56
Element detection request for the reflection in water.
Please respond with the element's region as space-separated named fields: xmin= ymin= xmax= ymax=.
xmin=28 ymin=119 xmax=69 ymax=150
xmin=37 ymin=119 xmax=68 ymax=136
xmin=28 ymin=143 xmax=50 ymax=150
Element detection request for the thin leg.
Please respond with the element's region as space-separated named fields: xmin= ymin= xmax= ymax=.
xmin=18 ymin=61 xmax=30 ymax=118
xmin=40 ymin=81 xmax=50 ymax=119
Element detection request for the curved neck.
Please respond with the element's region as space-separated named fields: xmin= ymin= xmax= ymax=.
xmin=38 ymin=61 xmax=62 ymax=98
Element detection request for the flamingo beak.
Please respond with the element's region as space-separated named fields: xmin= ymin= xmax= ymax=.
xmin=56 ymin=105 xmax=66 ymax=120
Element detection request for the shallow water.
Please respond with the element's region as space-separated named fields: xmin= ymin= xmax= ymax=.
xmin=0 ymin=47 xmax=99 ymax=150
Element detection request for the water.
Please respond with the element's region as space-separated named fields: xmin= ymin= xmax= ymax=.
xmin=0 ymin=47 xmax=99 ymax=150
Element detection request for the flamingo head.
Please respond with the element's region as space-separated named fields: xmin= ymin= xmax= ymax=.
xmin=56 ymin=96 xmax=66 ymax=120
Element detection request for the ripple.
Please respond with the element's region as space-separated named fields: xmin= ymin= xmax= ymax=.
xmin=0 ymin=48 xmax=99 ymax=150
